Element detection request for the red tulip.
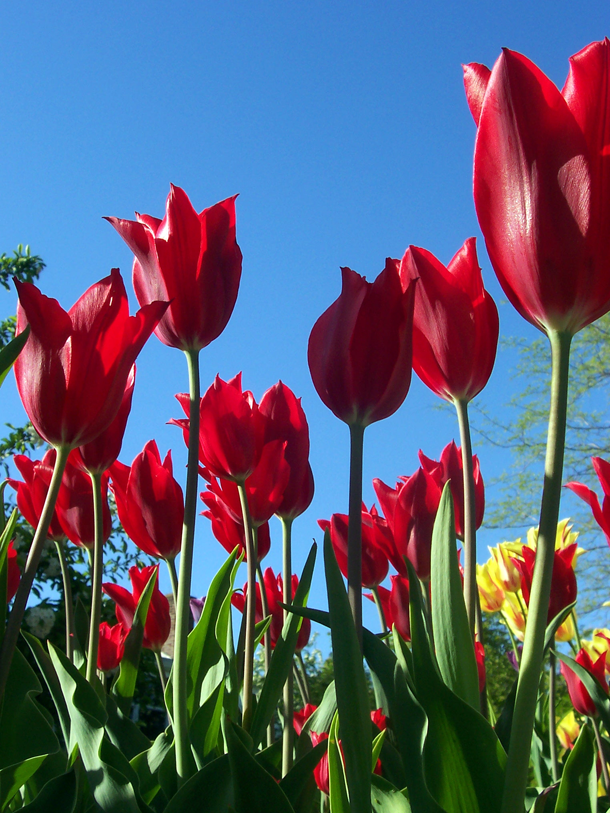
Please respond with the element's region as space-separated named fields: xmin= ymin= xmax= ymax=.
xmin=401 ymin=239 xmax=499 ymax=403
xmin=367 ymin=574 xmax=411 ymax=641
xmin=293 ymin=703 xmax=317 ymax=736
xmin=200 ymin=485 xmax=271 ymax=561
xmin=371 ymin=708 xmax=388 ymax=731
xmin=464 ymin=41 xmax=610 ymax=336
xmin=232 ymin=567 xmax=311 ymax=651
xmin=319 ymin=505 xmax=390 ymax=588
xmin=103 ymin=565 xmax=171 ymax=652
xmin=560 ymin=648 xmax=608 ymax=717
xmin=110 ymin=440 xmax=184 ymax=560
xmin=565 ymin=457 xmax=610 ymax=546
xmin=106 ymin=186 xmax=242 ymax=352
xmin=172 ymin=373 xmax=267 ymax=483
xmin=6 ymin=542 xmax=20 ymax=603
xmin=419 ymin=441 xmax=485 ymax=538
xmin=259 ymin=381 xmax=314 ymax=520
xmin=97 ymin=621 xmax=127 ymax=672
xmin=55 ymin=450 xmax=112 ymax=550
xmin=512 ymin=543 xmax=578 ymax=624
xmin=8 ymin=451 xmax=65 ymax=541
xmin=14 ymin=269 xmax=167 ymax=449
xmin=78 ymin=366 xmax=135 ymax=475
xmin=308 ymin=263 xmax=416 ymax=428
xmin=475 ymin=640 xmax=486 ymax=693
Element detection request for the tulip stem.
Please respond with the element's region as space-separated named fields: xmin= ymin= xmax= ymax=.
xmin=347 ymin=423 xmax=365 ymax=648
xmin=0 ymin=443 xmax=70 ymax=700
xmin=54 ymin=539 xmax=74 ymax=662
xmin=501 ymin=329 xmax=572 ymax=813
xmin=454 ymin=398 xmax=478 ymax=639
xmin=371 ymin=586 xmax=388 ymax=635
xmin=593 ymin=719 xmax=610 ymax=792
xmin=173 ymin=347 xmax=201 ymax=786
xmin=282 ymin=517 xmax=294 ymax=776
xmin=166 ymin=557 xmax=179 ymax=610
xmin=256 ymin=557 xmax=275 ymax=747
xmin=297 ymin=651 xmax=311 ymax=703
xmin=548 ymin=643 xmax=559 ymax=782
xmin=86 ymin=472 xmax=105 ymax=684
xmin=293 ymin=661 xmax=309 ymax=706
xmin=154 ymin=650 xmax=167 ymax=694
xmin=238 ymin=482 xmax=257 ymax=731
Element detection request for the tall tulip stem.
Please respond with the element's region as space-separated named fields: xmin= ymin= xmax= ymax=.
xmin=166 ymin=557 xmax=179 ymax=609
xmin=54 ymin=539 xmax=74 ymax=661
xmin=0 ymin=443 xmax=70 ymax=699
xmin=173 ymin=347 xmax=201 ymax=786
xmin=238 ymin=482 xmax=257 ymax=730
xmin=86 ymin=471 xmax=105 ymax=684
xmin=501 ymin=329 xmax=571 ymax=813
xmin=371 ymin=586 xmax=388 ymax=634
xmin=454 ymin=398 xmax=478 ymax=638
xmin=256 ymin=557 xmax=275 ymax=746
xmin=548 ymin=644 xmax=558 ymax=782
xmin=347 ymin=423 xmax=365 ymax=647
xmin=282 ymin=516 xmax=294 ymax=776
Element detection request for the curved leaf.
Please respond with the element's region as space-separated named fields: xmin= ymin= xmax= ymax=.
xmin=555 ymin=724 xmax=596 ymax=813
xmin=0 ymin=325 xmax=29 ymax=388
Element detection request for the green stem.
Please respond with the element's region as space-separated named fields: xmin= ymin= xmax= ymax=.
xmin=86 ymin=472 xmax=104 ymax=684
xmin=256 ymin=556 xmax=275 ymax=747
xmin=548 ymin=644 xmax=559 ymax=782
xmin=155 ymin=650 xmax=167 ymax=694
xmin=0 ymin=444 xmax=70 ymax=699
xmin=347 ymin=423 xmax=365 ymax=649
xmin=593 ymin=718 xmax=610 ymax=793
xmin=173 ymin=347 xmax=201 ymax=786
xmin=571 ymin=610 xmax=582 ymax=650
xmin=54 ymin=538 xmax=74 ymax=662
xmin=297 ymin=651 xmax=311 ymax=704
xmin=166 ymin=556 xmax=179 ymax=610
xmin=454 ymin=398 xmax=478 ymax=638
xmin=501 ymin=615 xmax=521 ymax=667
xmin=501 ymin=329 xmax=572 ymax=813
xmin=282 ymin=517 xmax=294 ymax=776
xmin=293 ymin=661 xmax=309 ymax=706
xmin=371 ymin=586 xmax=388 ymax=635
xmin=238 ymin=482 xmax=256 ymax=731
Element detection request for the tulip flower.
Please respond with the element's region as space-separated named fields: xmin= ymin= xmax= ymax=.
xmin=308 ymin=263 xmax=416 ymax=429
xmin=6 ymin=542 xmax=20 ymax=603
xmin=401 ymin=238 xmax=499 ymax=403
xmin=293 ymin=703 xmax=318 ymax=736
xmin=560 ymin=649 xmax=609 ymax=718
xmin=200 ymin=486 xmax=271 ymax=561
xmin=103 ymin=565 xmax=171 ymax=652
xmin=476 ymin=561 xmax=505 ymax=613
xmin=367 ymin=574 xmax=411 ymax=641
xmin=319 ymin=506 xmax=390 ymax=589
xmin=565 ymin=456 xmax=610 ymax=546
xmin=512 ymin=543 xmax=577 ymax=625
xmin=55 ymin=450 xmax=112 ymax=550
xmin=488 ymin=543 xmax=522 ymax=593
xmin=97 ymin=622 xmax=127 ymax=672
xmin=106 ymin=186 xmax=242 ymax=352
xmin=8 ymin=451 xmax=65 ymax=541
xmin=475 ymin=640 xmax=486 ymax=693
xmin=78 ymin=366 xmax=135 ymax=475
xmin=14 ymin=269 xmax=166 ymax=449
xmin=110 ymin=441 xmax=184 ymax=561
xmin=556 ymin=710 xmax=580 ymax=751
xmin=464 ymin=42 xmax=610 ymax=337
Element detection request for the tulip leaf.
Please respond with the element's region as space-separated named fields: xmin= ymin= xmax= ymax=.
xmin=0 ymin=325 xmax=29 ymax=389
xmin=279 ymin=739 xmax=327 ymax=810
xmin=0 ymin=754 xmax=47 ymax=811
xmin=305 ymin=680 xmax=337 ymax=734
xmin=328 ymin=711 xmax=350 ymax=813
xmin=430 ymin=483 xmax=479 ymax=709
xmin=190 ymin=678 xmax=226 ymax=765
xmin=555 ymin=651 xmax=610 ymax=730
xmin=22 ymin=631 xmax=71 ymax=749
xmin=371 ymin=729 xmax=386 ymax=771
xmin=370 ymin=774 xmax=412 ymax=812
xmin=48 ymin=642 xmax=142 ymax=813
xmin=162 ymin=754 xmax=233 ymax=813
xmin=0 ymin=509 xmax=18 ymax=632
xmin=129 ymin=728 xmax=173 ymax=806
xmin=407 ymin=558 xmax=506 ymax=813
xmin=544 ymin=603 xmax=576 ymax=653
xmin=104 ymin=690 xmax=151 ymax=761
xmin=249 ymin=543 xmax=316 ymax=747
xmin=112 ymin=567 xmax=158 ymax=716
xmin=17 ymin=768 xmax=77 ymax=813
xmin=555 ymin=724 xmax=597 ymax=813
xmin=226 ymin=720 xmax=295 ymax=813
xmin=323 ymin=529 xmax=373 ymax=813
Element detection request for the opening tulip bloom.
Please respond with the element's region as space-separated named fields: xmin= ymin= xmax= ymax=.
xmin=97 ymin=622 xmax=127 ymax=672
xmin=103 ymin=565 xmax=171 ymax=652
xmin=560 ymin=649 xmax=609 ymax=717
xmin=6 ymin=542 xmax=20 ymax=603
xmin=14 ymin=269 xmax=167 ymax=449
xmin=55 ymin=450 xmax=112 ymax=550
xmin=200 ymin=485 xmax=271 ymax=561
xmin=366 ymin=574 xmax=411 ymax=640
xmin=464 ymin=40 xmax=610 ymax=336
xmin=565 ymin=456 xmax=610 ymax=546
xmin=308 ymin=262 xmax=416 ymax=428
xmin=8 ymin=451 xmax=65 ymax=541
xmin=401 ymin=238 xmax=499 ymax=403
xmin=318 ymin=506 xmax=390 ymax=589
xmin=106 ymin=185 xmax=242 ymax=352
xmin=512 ymin=543 xmax=578 ymax=625
xmin=110 ymin=440 xmax=184 ymax=560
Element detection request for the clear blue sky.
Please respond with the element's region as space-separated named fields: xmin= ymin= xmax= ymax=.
xmin=1 ymin=1 xmax=608 ymax=633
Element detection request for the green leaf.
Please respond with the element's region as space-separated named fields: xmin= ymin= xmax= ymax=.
xmin=0 ymin=325 xmax=29 ymax=389
xmin=371 ymin=774 xmax=412 ymax=813
xmin=306 ymin=680 xmax=337 ymax=734
xmin=23 ymin=631 xmax=71 ymax=748
xmin=407 ymin=559 xmax=506 ymax=813
xmin=323 ymin=530 xmax=372 ymax=813
xmin=112 ymin=567 xmax=158 ymax=716
xmin=0 ymin=509 xmax=19 ymax=630
xmin=18 ymin=769 xmax=77 ymax=813
xmin=162 ymin=754 xmax=233 ymax=813
xmin=0 ymin=755 xmax=47 ymax=811
xmin=555 ymin=724 xmax=597 ymax=813
xmin=250 ymin=543 xmax=316 ymax=747
xmin=430 ymin=484 xmax=479 ymax=709
xmin=328 ymin=712 xmax=350 ymax=813
xmin=48 ymin=642 xmax=141 ymax=813
xmin=555 ymin=651 xmax=610 ymax=731
xmin=104 ymin=691 xmax=151 ymax=762
xmin=130 ymin=728 xmax=173 ymax=806
xmin=72 ymin=599 xmax=90 ymax=671
xmin=279 ymin=739 xmax=327 ymax=810
xmin=544 ymin=603 xmax=576 ymax=653
xmin=226 ymin=721 xmax=295 ymax=813
xmin=371 ymin=730 xmax=386 ymax=772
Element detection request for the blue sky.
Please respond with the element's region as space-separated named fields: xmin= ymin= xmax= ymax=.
xmin=1 ymin=1 xmax=608 ymax=633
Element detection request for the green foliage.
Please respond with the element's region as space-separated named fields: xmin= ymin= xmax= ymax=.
xmin=0 ymin=245 xmax=44 ymax=291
